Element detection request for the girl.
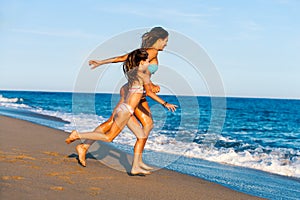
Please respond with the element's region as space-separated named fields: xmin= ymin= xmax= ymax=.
xmin=66 ymin=48 xmax=177 ymax=175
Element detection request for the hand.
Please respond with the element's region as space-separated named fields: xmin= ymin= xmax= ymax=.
xmin=151 ymin=84 xmax=160 ymax=93
xmin=89 ymin=60 xmax=103 ymax=69
xmin=164 ymin=103 xmax=178 ymax=112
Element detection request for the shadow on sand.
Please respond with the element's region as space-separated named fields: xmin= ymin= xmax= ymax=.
xmin=68 ymin=141 xmax=133 ymax=173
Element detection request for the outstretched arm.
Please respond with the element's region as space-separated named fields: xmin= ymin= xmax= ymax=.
xmin=89 ymin=48 xmax=157 ymax=70
xmin=89 ymin=54 xmax=128 ymax=69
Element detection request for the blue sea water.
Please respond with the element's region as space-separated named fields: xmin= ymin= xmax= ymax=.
xmin=0 ymin=90 xmax=299 ymax=199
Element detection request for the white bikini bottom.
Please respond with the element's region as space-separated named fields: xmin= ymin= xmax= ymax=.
xmin=116 ymin=103 xmax=134 ymax=115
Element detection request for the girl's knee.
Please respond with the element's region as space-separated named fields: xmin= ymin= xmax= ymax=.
xmin=144 ymin=123 xmax=154 ymax=132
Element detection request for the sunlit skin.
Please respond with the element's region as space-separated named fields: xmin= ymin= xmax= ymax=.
xmin=66 ymin=51 xmax=177 ymax=175
xmin=74 ymin=36 xmax=169 ymax=171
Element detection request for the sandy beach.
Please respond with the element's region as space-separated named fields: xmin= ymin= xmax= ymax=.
xmin=0 ymin=115 xmax=263 ymax=200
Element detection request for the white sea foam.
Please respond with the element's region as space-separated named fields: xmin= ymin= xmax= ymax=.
xmin=0 ymin=102 xmax=31 ymax=109
xmin=0 ymin=95 xmax=20 ymax=103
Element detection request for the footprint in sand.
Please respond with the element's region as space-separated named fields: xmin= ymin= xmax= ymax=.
xmin=89 ymin=187 xmax=101 ymax=196
xmin=0 ymin=151 xmax=35 ymax=164
xmin=15 ymin=154 xmax=36 ymax=160
xmin=47 ymin=172 xmax=60 ymax=176
xmin=88 ymin=176 xmax=114 ymax=180
xmin=46 ymin=172 xmax=74 ymax=184
xmin=29 ymin=165 xmax=41 ymax=169
xmin=43 ymin=151 xmax=60 ymax=156
xmin=50 ymin=186 xmax=64 ymax=191
xmin=2 ymin=176 xmax=24 ymax=180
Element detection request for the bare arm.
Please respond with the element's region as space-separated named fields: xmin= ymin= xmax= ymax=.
xmin=89 ymin=54 xmax=128 ymax=69
xmin=90 ymin=48 xmax=157 ymax=70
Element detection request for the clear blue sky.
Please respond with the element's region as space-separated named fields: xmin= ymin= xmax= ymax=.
xmin=1 ymin=0 xmax=299 ymax=99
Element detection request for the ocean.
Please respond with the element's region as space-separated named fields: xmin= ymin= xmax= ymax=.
xmin=0 ymin=90 xmax=299 ymax=199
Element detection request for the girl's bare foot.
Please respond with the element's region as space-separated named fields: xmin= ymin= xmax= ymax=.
xmin=130 ymin=166 xmax=151 ymax=176
xmin=139 ymin=162 xmax=154 ymax=171
xmin=76 ymin=144 xmax=87 ymax=167
xmin=65 ymin=130 xmax=79 ymax=144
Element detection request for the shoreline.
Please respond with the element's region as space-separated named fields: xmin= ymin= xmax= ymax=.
xmin=0 ymin=115 xmax=263 ymax=200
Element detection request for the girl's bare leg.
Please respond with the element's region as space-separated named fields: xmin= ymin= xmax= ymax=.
xmin=126 ymin=117 xmax=150 ymax=175
xmin=134 ymin=99 xmax=154 ymax=170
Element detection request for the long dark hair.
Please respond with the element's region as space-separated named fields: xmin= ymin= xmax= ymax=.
xmin=141 ymin=27 xmax=168 ymax=48
xmin=123 ymin=48 xmax=148 ymax=86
